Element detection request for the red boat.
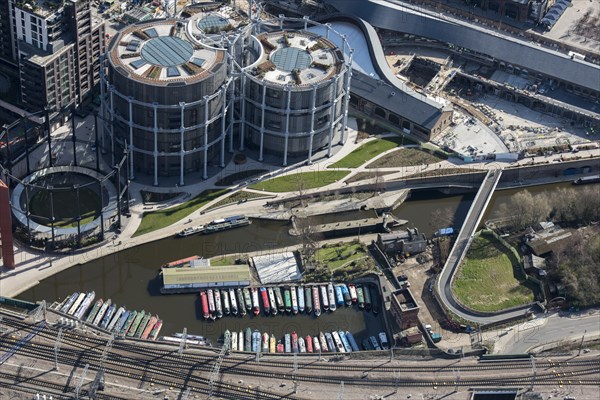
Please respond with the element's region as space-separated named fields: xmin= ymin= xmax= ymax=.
xmin=260 ymin=288 xmax=270 ymax=316
xmin=276 ymin=343 xmax=284 ymax=353
xmin=141 ymin=315 xmax=158 ymax=340
xmin=306 ymin=335 xmax=313 ymax=353
xmin=161 ymin=255 xmax=201 ymax=269
xmin=200 ymin=290 xmax=209 ymax=320
xmin=291 ymin=331 xmax=299 ymax=353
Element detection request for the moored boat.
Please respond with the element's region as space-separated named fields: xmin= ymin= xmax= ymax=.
xmin=74 ymin=291 xmax=95 ymax=320
xmin=260 ymin=287 xmax=270 ymax=316
xmin=269 ymin=334 xmax=276 ymax=353
xmin=161 ymin=255 xmax=201 ymax=269
xmin=251 ymin=330 xmax=261 ymax=352
xmin=304 ymin=287 xmax=313 ymax=314
xmin=229 ymin=288 xmax=238 ymax=316
xmin=267 ymin=287 xmax=277 ymax=316
xmin=177 ymin=226 xmax=205 ymax=238
xmin=277 ymin=342 xmax=284 ymax=353
xmin=221 ymin=289 xmax=230 ymax=316
xmin=243 ymin=288 xmax=253 ymax=313
xmin=251 ymin=288 xmax=260 ymax=316
xmin=283 ymin=287 xmax=292 ymax=314
xmin=200 ymin=290 xmax=210 ymax=320
xmin=369 ymin=336 xmax=381 ymax=350
xmin=275 ymin=287 xmax=285 ymax=313
xmin=348 ymin=283 xmax=357 ymax=303
xmin=60 ymin=292 xmax=79 ymax=314
xmin=245 ymin=327 xmax=252 ymax=352
xmin=364 ymin=284 xmax=372 ymax=311
xmin=340 ymin=284 xmax=351 ymax=306
xmin=93 ymin=299 xmax=112 ymax=326
xmin=135 ymin=312 xmax=152 ymax=338
xmin=231 ymin=331 xmax=238 ymax=351
xmin=335 ymin=285 xmax=344 ymax=307
xmin=338 ymin=330 xmax=352 ymax=352
xmin=224 ymin=330 xmax=231 ymax=349
xmin=149 ymin=319 xmax=163 ymax=340
xmin=114 ymin=310 xmax=130 ymax=333
xmin=236 ymin=288 xmax=246 ymax=317
xmin=262 ymin=332 xmax=269 ymax=353
xmin=119 ymin=310 xmax=137 ymax=336
xmin=378 ymin=332 xmax=389 ymax=350
xmin=356 ymin=285 xmax=365 ymax=309
xmin=319 ymin=332 xmax=328 ymax=352
xmin=325 ymin=332 xmax=336 ymax=352
xmin=371 ymin=285 xmax=380 ymax=315
xmin=68 ymin=292 xmax=86 ymax=316
xmin=284 ymin=333 xmax=291 ymax=353
xmin=202 ymin=215 xmax=251 ymax=234
xmin=207 ymin=289 xmax=216 ymax=320
xmin=297 ymin=286 xmax=305 ymax=314
xmin=85 ymin=299 xmax=104 ymax=323
xmin=320 ymin=285 xmax=329 ymax=311
xmin=298 ymin=337 xmax=306 ymax=353
xmin=290 ymin=286 xmax=298 ymax=315
xmin=99 ymin=304 xmax=116 ymax=330
xmin=127 ymin=310 xmax=145 ymax=337
xmin=312 ymin=287 xmax=321 ymax=317
xmin=141 ymin=315 xmax=158 ymax=340
xmin=107 ymin=307 xmax=125 ymax=333
xmin=291 ymin=331 xmax=299 ymax=353
xmin=306 ymin=335 xmax=313 ymax=353
xmin=327 ymin=283 xmax=337 ymax=312
xmin=214 ymin=290 xmax=223 ymax=319
xmin=238 ymin=330 xmax=244 ymax=352
xmin=313 ymin=336 xmax=321 ymax=353
xmin=345 ymin=331 xmax=360 ymax=352
xmin=332 ymin=331 xmax=345 ymax=352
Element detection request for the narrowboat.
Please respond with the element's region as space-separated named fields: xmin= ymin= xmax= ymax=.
xmin=251 ymin=288 xmax=260 ymax=316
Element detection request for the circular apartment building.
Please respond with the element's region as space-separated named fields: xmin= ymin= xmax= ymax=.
xmin=101 ymin=20 xmax=231 ymax=186
xmin=242 ymin=21 xmax=352 ymax=165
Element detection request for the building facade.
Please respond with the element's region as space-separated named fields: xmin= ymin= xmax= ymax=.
xmin=101 ymin=20 xmax=232 ymax=186
xmin=241 ymin=27 xmax=352 ymax=165
xmin=7 ymin=0 xmax=105 ymax=128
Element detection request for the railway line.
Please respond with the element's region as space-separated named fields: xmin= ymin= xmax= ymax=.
xmin=1 ymin=316 xmax=599 ymax=400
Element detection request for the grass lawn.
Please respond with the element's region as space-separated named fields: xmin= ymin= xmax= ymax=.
xmin=453 ymin=233 xmax=534 ymax=312
xmin=328 ymin=136 xmax=404 ymax=168
xmin=344 ymin=171 xmax=396 ymax=184
xmin=133 ymin=189 xmax=230 ymax=237
xmin=210 ymin=255 xmax=237 ymax=266
xmin=367 ymin=148 xmax=443 ymax=168
xmin=248 ymin=170 xmax=348 ymax=192
xmin=305 ymin=241 xmax=377 ymax=282
xmin=315 ymin=242 xmax=367 ymax=269
xmin=29 ymin=186 xmax=101 ymax=227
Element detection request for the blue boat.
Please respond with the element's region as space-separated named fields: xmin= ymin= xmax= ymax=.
xmin=284 ymin=333 xmax=291 ymax=353
xmin=338 ymin=331 xmax=352 ymax=352
xmin=340 ymin=284 xmax=351 ymax=306
xmin=251 ymin=330 xmax=261 ymax=353
xmin=60 ymin=292 xmax=79 ymax=314
xmin=345 ymin=331 xmax=360 ymax=352
xmin=325 ymin=332 xmax=335 ymax=352
xmin=114 ymin=310 xmax=130 ymax=333
xmin=335 ymin=285 xmax=344 ymax=307
xmin=99 ymin=304 xmax=116 ymax=329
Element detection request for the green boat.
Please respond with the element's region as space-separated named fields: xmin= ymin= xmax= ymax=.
xmin=243 ymin=288 xmax=252 ymax=312
xmin=134 ymin=312 xmax=151 ymax=338
xmin=284 ymin=287 xmax=292 ymax=314
xmin=85 ymin=299 xmax=103 ymax=323
xmin=356 ymin=286 xmax=365 ymax=310
xmin=244 ymin=327 xmax=252 ymax=352
xmin=119 ymin=310 xmax=137 ymax=336
xmin=127 ymin=310 xmax=145 ymax=337
xmin=363 ymin=285 xmax=372 ymax=311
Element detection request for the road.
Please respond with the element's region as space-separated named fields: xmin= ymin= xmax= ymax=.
xmin=495 ymin=312 xmax=600 ymax=354
xmin=433 ymin=169 xmax=535 ymax=326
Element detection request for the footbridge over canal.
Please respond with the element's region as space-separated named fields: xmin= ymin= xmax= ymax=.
xmin=433 ymin=169 xmax=537 ymax=326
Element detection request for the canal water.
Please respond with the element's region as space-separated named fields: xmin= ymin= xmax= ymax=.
xmin=17 ymin=182 xmax=590 ymax=346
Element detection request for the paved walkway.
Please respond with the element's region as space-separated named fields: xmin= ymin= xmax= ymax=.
xmin=1 ymin=115 xmax=599 ymax=299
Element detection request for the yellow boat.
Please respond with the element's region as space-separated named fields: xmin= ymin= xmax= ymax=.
xmin=269 ymin=334 xmax=276 ymax=353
